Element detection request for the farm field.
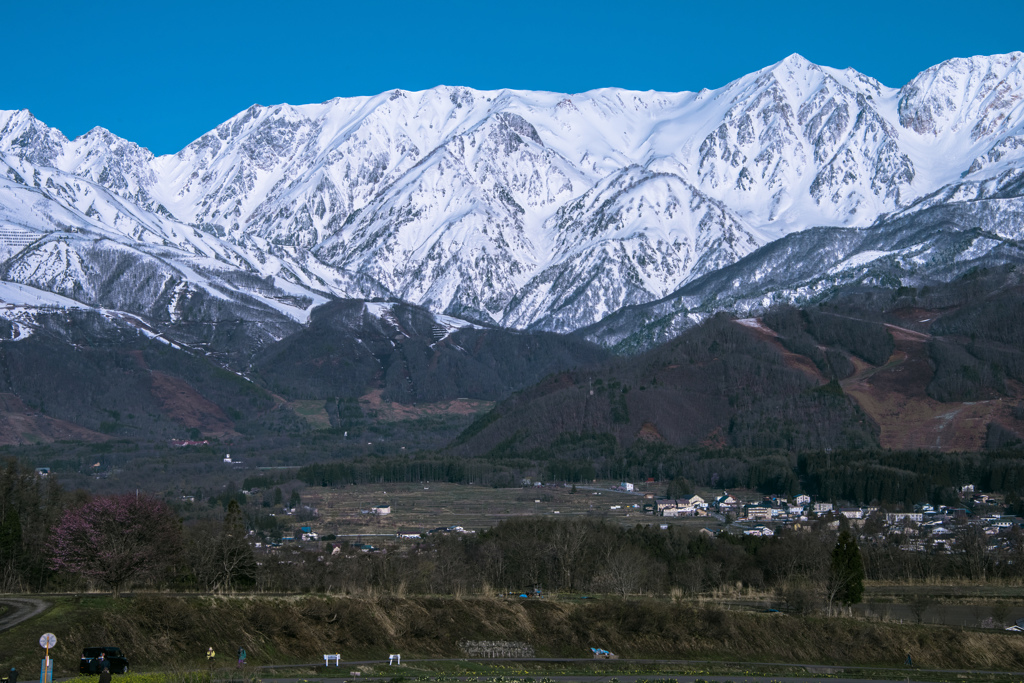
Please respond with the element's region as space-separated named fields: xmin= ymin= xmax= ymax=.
xmin=296 ymin=481 xmax=723 ymax=537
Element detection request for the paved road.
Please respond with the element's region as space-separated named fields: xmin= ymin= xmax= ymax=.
xmin=247 ymin=657 xmax=1024 ymax=683
xmin=249 ymin=674 xmax=982 ymax=683
xmin=46 ymin=654 xmax=1022 ymax=683
xmin=0 ymin=597 xmax=50 ymax=632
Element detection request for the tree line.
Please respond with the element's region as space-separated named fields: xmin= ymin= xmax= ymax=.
xmin=4 ymin=453 xmax=1022 ymax=608
xmin=288 ymin=444 xmax=1024 ymax=508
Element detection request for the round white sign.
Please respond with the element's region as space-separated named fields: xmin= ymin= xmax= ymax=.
xmin=39 ymin=633 xmax=56 ymax=648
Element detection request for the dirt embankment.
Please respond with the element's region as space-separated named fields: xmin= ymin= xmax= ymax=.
xmin=6 ymin=595 xmax=1024 ymax=675
xmin=0 ymin=393 xmax=107 ymax=445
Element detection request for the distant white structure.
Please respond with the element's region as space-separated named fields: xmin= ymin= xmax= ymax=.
xmin=223 ymin=454 xmax=232 ymax=463
xmin=372 ymin=504 xmax=391 ymax=516
xmin=887 ymin=512 xmax=924 ymax=523
xmin=621 ymin=482 xmax=634 ymax=492
xmin=0 ymin=226 xmax=38 ymax=253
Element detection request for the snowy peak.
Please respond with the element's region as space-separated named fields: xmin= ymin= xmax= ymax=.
xmin=0 ymin=110 xmax=69 ymax=168
xmin=898 ymin=52 xmax=1024 ymax=139
xmin=762 ymin=53 xmax=825 ymax=93
xmin=694 ymin=54 xmax=913 ymax=227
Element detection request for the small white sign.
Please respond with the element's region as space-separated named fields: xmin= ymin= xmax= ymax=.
xmin=39 ymin=633 xmax=56 ymax=648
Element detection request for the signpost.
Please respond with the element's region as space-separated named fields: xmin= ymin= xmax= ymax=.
xmin=38 ymin=633 xmax=55 ymax=683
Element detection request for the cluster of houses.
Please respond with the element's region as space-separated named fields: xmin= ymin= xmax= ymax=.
xmin=652 ymin=488 xmax=1022 ymax=545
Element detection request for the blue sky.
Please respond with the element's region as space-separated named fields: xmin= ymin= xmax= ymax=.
xmin=1 ymin=0 xmax=1020 ymax=155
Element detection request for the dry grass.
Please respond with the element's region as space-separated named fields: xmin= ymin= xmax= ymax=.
xmin=358 ymin=389 xmax=493 ymax=422
xmin=5 ymin=595 xmax=1024 ymax=676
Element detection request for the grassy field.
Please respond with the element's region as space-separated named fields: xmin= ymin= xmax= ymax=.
xmin=298 ymin=481 xmax=722 ymax=537
xmin=288 ymin=401 xmax=334 ymax=430
xmin=8 ymin=595 xmax=1024 ymax=678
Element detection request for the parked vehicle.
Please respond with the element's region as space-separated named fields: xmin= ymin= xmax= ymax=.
xmin=80 ymin=648 xmax=129 ymax=674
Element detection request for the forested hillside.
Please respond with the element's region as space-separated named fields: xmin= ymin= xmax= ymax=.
xmin=446 ymin=314 xmax=878 ymax=459
xmin=449 ymin=267 xmax=1024 ymax=460
xmin=252 ymin=300 xmax=609 ymax=402
xmin=0 ymin=299 xmax=606 ymax=448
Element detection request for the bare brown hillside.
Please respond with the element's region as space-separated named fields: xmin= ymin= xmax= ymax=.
xmin=0 ymin=392 xmax=107 ymax=445
xmin=840 ymin=326 xmax=1020 ymax=451
xmin=738 ymin=314 xmax=1024 ymax=452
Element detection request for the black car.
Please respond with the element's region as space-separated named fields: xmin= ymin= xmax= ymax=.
xmin=80 ymin=647 xmax=129 ymax=674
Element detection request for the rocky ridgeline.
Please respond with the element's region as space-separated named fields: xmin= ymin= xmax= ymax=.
xmin=458 ymin=640 xmax=535 ymax=658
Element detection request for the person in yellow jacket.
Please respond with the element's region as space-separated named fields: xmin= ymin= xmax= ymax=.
xmin=207 ymin=647 xmax=216 ymax=666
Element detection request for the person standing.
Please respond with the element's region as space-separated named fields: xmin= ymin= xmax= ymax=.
xmin=237 ymin=648 xmax=246 ymax=669
xmin=98 ymin=653 xmax=111 ymax=683
xmin=207 ymin=646 xmax=216 ymax=668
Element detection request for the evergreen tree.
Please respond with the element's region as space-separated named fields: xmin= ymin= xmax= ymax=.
xmin=666 ymin=477 xmax=694 ymax=499
xmin=829 ymin=529 xmax=865 ymax=606
xmin=0 ymin=505 xmax=22 ymax=588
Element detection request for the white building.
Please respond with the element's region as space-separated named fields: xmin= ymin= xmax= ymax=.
xmin=886 ymin=512 xmax=924 ymax=524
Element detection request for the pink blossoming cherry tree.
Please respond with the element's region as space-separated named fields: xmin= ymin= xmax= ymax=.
xmin=49 ymin=494 xmax=182 ymax=597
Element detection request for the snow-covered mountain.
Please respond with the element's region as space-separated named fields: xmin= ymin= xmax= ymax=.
xmin=1 ymin=52 xmax=1023 ymax=347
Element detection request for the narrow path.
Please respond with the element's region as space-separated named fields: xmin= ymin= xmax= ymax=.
xmin=0 ymin=597 xmax=50 ymax=632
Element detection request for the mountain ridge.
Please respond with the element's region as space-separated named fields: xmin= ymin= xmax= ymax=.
xmin=1 ymin=52 xmax=1024 ymax=346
